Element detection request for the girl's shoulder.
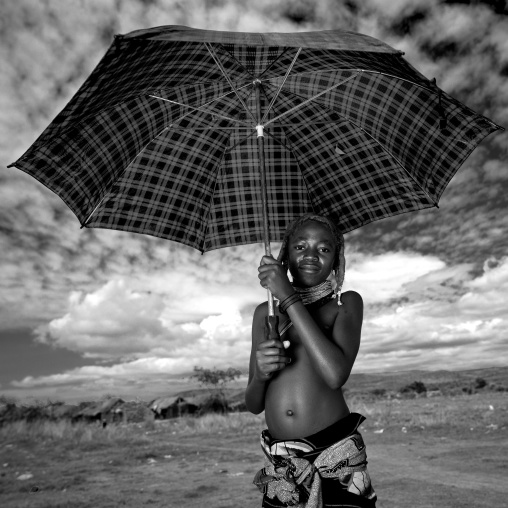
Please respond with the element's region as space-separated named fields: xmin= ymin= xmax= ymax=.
xmin=340 ymin=290 xmax=363 ymax=306
xmin=319 ymin=290 xmax=363 ymax=327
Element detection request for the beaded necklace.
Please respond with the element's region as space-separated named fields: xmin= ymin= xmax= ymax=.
xmin=292 ymin=280 xmax=334 ymax=306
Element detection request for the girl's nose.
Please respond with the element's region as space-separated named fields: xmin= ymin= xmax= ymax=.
xmin=303 ymin=249 xmax=319 ymax=260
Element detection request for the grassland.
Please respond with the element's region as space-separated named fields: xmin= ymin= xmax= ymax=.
xmin=1 ymin=391 xmax=507 ymax=508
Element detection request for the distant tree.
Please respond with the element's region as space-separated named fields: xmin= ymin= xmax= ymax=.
xmin=191 ymin=366 xmax=242 ymax=413
xmin=400 ymin=381 xmax=427 ymax=396
xmin=475 ymin=377 xmax=487 ymax=389
xmin=370 ymin=388 xmax=386 ymax=398
xmin=192 ymin=366 xmax=242 ymax=395
xmin=100 ymin=393 xmax=120 ymax=401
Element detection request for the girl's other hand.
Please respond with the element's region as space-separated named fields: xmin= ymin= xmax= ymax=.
xmin=255 ymin=338 xmax=292 ymax=379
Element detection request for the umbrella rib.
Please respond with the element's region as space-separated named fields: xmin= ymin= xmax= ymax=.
xmin=257 ymin=47 xmax=295 ymax=80
xmin=264 ymin=67 xmax=420 ymax=84
xmin=263 ymin=71 xmax=361 ymax=127
xmin=81 ymin=193 xmax=111 ymax=228
xmin=260 ymin=48 xmax=302 ymax=125
xmin=205 ymin=42 xmax=258 ymax=125
xmin=263 ymin=67 xmax=492 ymax=118
xmin=170 ymin=127 xmax=250 ymax=131
xmin=149 ymin=94 xmax=251 ymax=126
xmin=225 ymin=130 xmax=257 ymax=153
xmin=263 ymin=128 xmax=294 ymax=153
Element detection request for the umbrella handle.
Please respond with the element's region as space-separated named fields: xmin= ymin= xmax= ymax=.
xmin=265 ymin=314 xmax=280 ymax=342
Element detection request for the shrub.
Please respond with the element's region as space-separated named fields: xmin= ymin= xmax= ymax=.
xmin=400 ymin=381 xmax=427 ymax=397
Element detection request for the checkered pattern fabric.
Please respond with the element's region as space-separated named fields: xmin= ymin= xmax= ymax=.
xmin=11 ymin=26 xmax=502 ymax=252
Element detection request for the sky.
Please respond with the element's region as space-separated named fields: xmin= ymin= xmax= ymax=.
xmin=0 ymin=0 xmax=507 ymax=403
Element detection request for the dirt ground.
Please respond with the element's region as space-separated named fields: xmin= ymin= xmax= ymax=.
xmin=1 ymin=396 xmax=507 ymax=508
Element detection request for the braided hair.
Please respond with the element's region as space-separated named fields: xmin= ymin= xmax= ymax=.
xmin=276 ymin=214 xmax=346 ymax=303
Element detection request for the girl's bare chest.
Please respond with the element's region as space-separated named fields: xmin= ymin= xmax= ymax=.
xmin=279 ymin=311 xmax=335 ymax=346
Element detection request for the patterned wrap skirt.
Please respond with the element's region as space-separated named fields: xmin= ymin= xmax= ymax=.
xmin=253 ymin=413 xmax=377 ymax=508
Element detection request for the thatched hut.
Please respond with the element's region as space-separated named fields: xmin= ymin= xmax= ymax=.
xmin=112 ymin=400 xmax=154 ymax=423
xmin=75 ymin=397 xmax=124 ymax=424
xmin=149 ymin=396 xmax=199 ymax=419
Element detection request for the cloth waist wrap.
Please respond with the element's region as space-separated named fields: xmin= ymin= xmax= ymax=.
xmin=253 ymin=413 xmax=376 ymax=508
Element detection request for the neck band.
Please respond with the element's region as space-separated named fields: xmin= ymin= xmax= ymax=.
xmin=292 ymin=280 xmax=334 ymax=306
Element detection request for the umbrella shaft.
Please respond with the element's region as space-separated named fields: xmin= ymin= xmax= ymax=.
xmin=256 ymin=134 xmax=271 ymax=256
xmin=255 ymin=81 xmax=275 ymax=316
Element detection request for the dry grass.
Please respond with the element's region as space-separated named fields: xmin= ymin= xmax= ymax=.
xmin=1 ymin=395 xmax=507 ymax=508
xmin=0 ymin=411 xmax=265 ymax=450
xmin=1 ymin=393 xmax=506 ymax=447
xmin=349 ymin=392 xmax=508 ymax=431
xmin=0 ymin=419 xmax=147 ymax=444
xmin=167 ymin=411 xmax=264 ymax=434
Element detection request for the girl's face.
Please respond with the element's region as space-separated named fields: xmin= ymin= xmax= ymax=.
xmin=287 ymin=221 xmax=336 ymax=287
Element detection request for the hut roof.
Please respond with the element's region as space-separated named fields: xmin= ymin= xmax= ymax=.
xmin=49 ymin=404 xmax=80 ymax=419
xmin=150 ymin=395 xmax=198 ymax=411
xmin=80 ymin=397 xmax=124 ymax=417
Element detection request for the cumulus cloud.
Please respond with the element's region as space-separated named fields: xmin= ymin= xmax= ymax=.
xmin=12 ymin=252 xmax=508 ymax=398
xmin=33 ymin=247 xmax=262 ymax=362
xmin=355 ymin=256 xmax=508 ymax=373
xmin=345 ymin=252 xmax=446 ymax=303
xmin=483 ymin=159 xmax=508 ymax=182
xmin=459 ymin=256 xmax=508 ymax=317
xmin=36 ymin=280 xmax=170 ymax=358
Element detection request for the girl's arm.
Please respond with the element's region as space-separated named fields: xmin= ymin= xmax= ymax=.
xmin=285 ymin=291 xmax=363 ymax=389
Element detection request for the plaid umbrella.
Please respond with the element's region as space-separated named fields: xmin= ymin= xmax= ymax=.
xmin=9 ymin=26 xmax=502 ymax=313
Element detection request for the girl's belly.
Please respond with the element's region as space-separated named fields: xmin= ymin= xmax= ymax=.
xmin=264 ymin=349 xmax=350 ymax=439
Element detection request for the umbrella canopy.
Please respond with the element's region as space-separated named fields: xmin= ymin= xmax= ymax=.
xmin=9 ymin=25 xmax=502 ymax=254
